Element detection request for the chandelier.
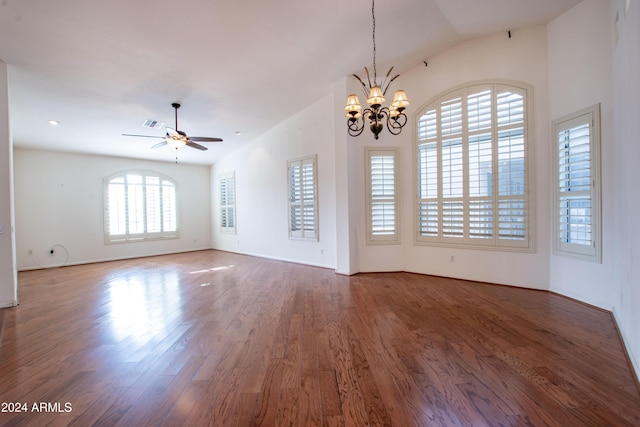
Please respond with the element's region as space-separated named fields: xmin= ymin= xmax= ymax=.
xmin=344 ymin=0 xmax=410 ymax=140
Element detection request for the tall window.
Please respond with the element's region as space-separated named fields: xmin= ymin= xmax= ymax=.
xmin=288 ymin=155 xmax=318 ymax=240
xmin=366 ymin=148 xmax=399 ymax=244
xmin=104 ymin=170 xmax=178 ymax=243
xmin=552 ymin=104 xmax=601 ymax=261
xmin=416 ymin=82 xmax=532 ymax=250
xmin=219 ymin=171 xmax=236 ymax=233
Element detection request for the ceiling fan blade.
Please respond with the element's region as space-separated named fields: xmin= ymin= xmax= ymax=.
xmin=122 ymin=133 xmax=165 ymax=139
xmin=151 ymin=141 xmax=168 ymax=149
xmin=188 ymin=136 xmax=223 ymax=142
xmin=186 ymin=141 xmax=208 ymax=151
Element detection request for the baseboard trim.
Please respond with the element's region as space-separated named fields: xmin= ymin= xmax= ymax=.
xmin=612 ymin=307 xmax=640 ymax=395
xmin=17 ymin=247 xmax=214 ymax=272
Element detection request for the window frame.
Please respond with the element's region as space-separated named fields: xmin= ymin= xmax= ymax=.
xmin=552 ymin=104 xmax=601 ymax=262
xmin=287 ymin=154 xmax=318 ymax=241
xmin=414 ymin=81 xmax=534 ymax=251
xmin=219 ymin=171 xmax=237 ymax=234
xmin=103 ymin=170 xmax=179 ymax=244
xmin=366 ymin=147 xmax=400 ymax=245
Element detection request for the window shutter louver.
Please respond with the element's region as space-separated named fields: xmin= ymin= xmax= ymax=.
xmin=371 ymin=155 xmax=396 ymax=235
xmin=302 ymin=162 xmax=316 ymax=233
xmin=289 ymin=163 xmax=302 ymax=233
xmin=162 ymin=180 xmax=177 ymax=233
xmin=226 ymin=177 xmax=235 ymax=229
xmin=220 ymin=178 xmax=228 ymax=228
xmin=418 ymin=110 xmax=439 ymax=239
xmin=558 ymin=124 xmax=592 ymax=246
xmin=145 ymin=176 xmax=160 ymax=233
xmin=468 ymin=90 xmax=492 ymax=132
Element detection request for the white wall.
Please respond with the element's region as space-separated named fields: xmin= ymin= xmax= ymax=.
xmin=210 ymin=94 xmax=337 ymax=270
xmin=14 ymin=149 xmax=212 ymax=270
xmin=0 ymin=60 xmax=17 ymax=307
xmin=351 ymin=26 xmax=552 ymax=289
xmin=546 ymin=0 xmax=640 ymax=379
xmin=547 ymin=0 xmax=615 ymax=309
xmin=333 ymin=77 xmax=360 ymax=275
xmin=611 ymin=0 xmax=640 ymax=379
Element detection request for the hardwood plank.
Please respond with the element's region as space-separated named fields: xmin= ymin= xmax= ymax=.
xmin=251 ymin=357 xmax=284 ymax=426
xmin=298 ymin=358 xmax=322 ymax=427
xmin=327 ymin=321 xmax=371 ymax=426
xmin=319 ymin=370 xmax=343 ymax=418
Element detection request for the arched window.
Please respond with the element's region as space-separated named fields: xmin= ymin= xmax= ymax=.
xmin=104 ymin=170 xmax=179 ymax=243
xmin=415 ymin=81 xmax=533 ymax=250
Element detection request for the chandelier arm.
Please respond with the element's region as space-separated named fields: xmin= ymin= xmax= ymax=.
xmin=347 ymin=109 xmax=368 ymax=137
xmin=347 ymin=123 xmax=365 ymax=137
xmin=391 ymin=112 xmax=408 ymax=128
xmin=385 ymin=111 xmax=408 ymax=135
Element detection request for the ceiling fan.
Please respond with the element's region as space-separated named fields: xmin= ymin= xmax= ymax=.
xmin=122 ymin=103 xmax=223 ymax=151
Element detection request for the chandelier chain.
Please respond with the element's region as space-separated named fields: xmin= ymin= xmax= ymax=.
xmin=372 ymin=0 xmax=377 ymax=84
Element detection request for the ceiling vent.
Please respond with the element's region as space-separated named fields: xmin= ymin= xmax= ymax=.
xmin=142 ymin=119 xmax=164 ymax=128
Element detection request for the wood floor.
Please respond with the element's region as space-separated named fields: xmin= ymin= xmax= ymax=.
xmin=1 ymin=250 xmax=639 ymax=426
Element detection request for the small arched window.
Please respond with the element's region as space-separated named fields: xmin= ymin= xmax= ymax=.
xmin=415 ymin=81 xmax=533 ymax=250
xmin=104 ymin=170 xmax=179 ymax=243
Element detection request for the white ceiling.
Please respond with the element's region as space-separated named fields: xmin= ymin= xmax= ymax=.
xmin=0 ymin=0 xmax=581 ymax=165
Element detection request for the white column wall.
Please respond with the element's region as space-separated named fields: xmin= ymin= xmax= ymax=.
xmin=0 ymin=60 xmax=17 ymax=307
xmin=610 ymin=0 xmax=640 ymax=379
xmin=547 ymin=0 xmax=615 ymax=309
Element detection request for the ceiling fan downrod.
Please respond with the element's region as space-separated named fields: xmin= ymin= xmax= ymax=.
xmin=172 ymin=102 xmax=181 ymax=130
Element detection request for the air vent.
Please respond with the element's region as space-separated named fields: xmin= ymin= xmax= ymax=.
xmin=143 ymin=119 xmax=164 ymax=128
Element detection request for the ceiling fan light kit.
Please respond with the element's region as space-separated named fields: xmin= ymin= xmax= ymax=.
xmin=345 ymin=0 xmax=410 ymax=140
xmin=122 ymin=103 xmax=223 ymax=161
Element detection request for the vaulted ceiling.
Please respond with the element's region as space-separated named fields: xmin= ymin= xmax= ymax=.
xmin=0 ymin=0 xmax=581 ymax=164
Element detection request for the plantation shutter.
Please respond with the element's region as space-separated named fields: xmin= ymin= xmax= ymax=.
xmin=302 ymin=161 xmax=316 ymax=235
xmin=418 ymin=110 xmax=438 ymax=239
xmin=219 ymin=172 xmax=236 ymax=233
xmin=553 ymin=105 xmax=600 ymax=261
xmin=366 ymin=148 xmax=399 ymax=244
xmin=416 ymin=82 xmax=531 ymax=250
xmin=288 ymin=155 xmax=318 ymax=240
xmin=496 ymin=88 xmax=526 ymax=243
